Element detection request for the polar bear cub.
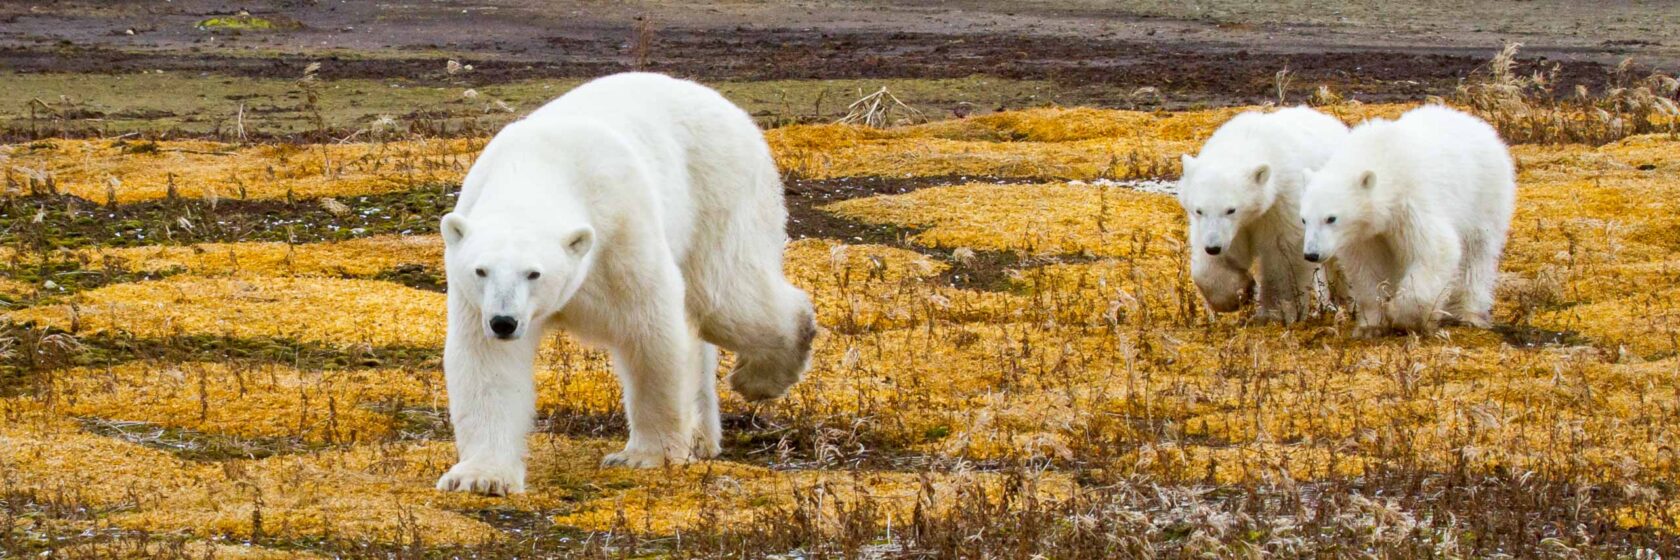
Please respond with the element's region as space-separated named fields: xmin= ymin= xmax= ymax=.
xmin=435 ymin=73 xmax=816 ymax=495
xmin=1178 ymin=106 xmax=1349 ymax=323
xmin=1300 ymin=105 xmax=1516 ymax=334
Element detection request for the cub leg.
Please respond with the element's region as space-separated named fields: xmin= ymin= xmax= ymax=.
xmin=1389 ymin=229 xmax=1463 ymax=332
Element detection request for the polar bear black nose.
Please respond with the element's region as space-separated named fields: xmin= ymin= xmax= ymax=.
xmin=1205 ymin=245 xmax=1222 ymax=256
xmin=1304 ymin=252 xmax=1321 ymax=263
xmin=490 ymin=315 xmax=519 ymax=338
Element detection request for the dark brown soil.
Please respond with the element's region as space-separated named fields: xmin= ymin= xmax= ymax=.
xmin=0 ymin=32 xmax=1620 ymax=109
xmin=6 ymin=0 xmax=1666 ymax=109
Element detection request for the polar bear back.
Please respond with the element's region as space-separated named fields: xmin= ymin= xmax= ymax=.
xmin=459 ymin=73 xmax=786 ymax=266
xmin=1197 ymin=106 xmax=1349 ymax=173
xmin=1346 ymin=106 xmax=1515 ymax=229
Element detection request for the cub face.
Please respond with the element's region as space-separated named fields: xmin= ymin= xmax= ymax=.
xmin=1299 ymin=168 xmax=1376 ymax=264
xmin=441 ymin=212 xmax=594 ymax=341
xmin=1296 ymin=165 xmax=1377 ymax=264
xmin=1178 ymin=155 xmax=1274 ymax=258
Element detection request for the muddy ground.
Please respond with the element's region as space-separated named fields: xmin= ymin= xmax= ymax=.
xmin=4 ymin=1 xmax=1676 ymax=109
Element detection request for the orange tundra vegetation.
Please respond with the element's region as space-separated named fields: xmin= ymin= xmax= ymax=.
xmin=4 ymin=102 xmax=1680 ymax=556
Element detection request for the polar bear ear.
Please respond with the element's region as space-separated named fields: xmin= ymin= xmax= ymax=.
xmin=1180 ymin=154 xmax=1196 ymax=172
xmin=564 ymin=226 xmax=595 ymax=258
xmin=1301 ymin=168 xmax=1318 ymax=184
xmin=441 ymin=213 xmax=471 ymax=247
xmin=1251 ymin=164 xmax=1271 ymax=187
xmin=1358 ymin=170 xmax=1376 ymax=190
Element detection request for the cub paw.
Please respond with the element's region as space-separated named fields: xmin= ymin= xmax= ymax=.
xmin=1353 ymin=325 xmax=1393 ymax=339
xmin=601 ymin=444 xmax=695 ymax=469
xmin=436 ymin=462 xmax=525 ymax=496
xmin=694 ymin=432 xmax=722 ymax=460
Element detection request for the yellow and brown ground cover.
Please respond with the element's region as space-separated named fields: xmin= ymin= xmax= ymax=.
xmin=5 ymin=104 xmax=1680 ymax=555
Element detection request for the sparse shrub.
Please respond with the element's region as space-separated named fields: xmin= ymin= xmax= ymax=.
xmin=1456 ymin=42 xmax=1679 ymax=144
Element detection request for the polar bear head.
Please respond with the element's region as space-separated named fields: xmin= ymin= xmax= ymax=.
xmin=1191 ymin=255 xmax=1256 ymax=313
xmin=440 ymin=213 xmax=595 ymax=340
xmin=1299 ymin=168 xmax=1379 ymax=264
xmin=1178 ymin=155 xmax=1277 ymax=257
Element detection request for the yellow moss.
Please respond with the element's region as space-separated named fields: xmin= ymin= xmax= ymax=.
xmin=769 ymin=104 xmax=1413 ymax=180
xmin=1127 ymin=444 xmax=1369 ymax=484
xmin=9 ymin=275 xmax=446 ymax=348
xmin=824 ymin=181 xmax=1184 ymax=258
xmin=7 ymin=108 xmax=1680 ymax=546
xmin=106 ymin=441 xmax=499 ymax=544
xmin=550 ymin=457 xmax=1073 ymax=534
xmin=50 ymin=361 xmax=441 ymax=443
xmin=3 ymin=138 xmax=481 ymax=202
xmin=0 ymin=406 xmax=211 ymax=506
xmin=0 ymin=275 xmax=34 ymax=299
xmin=780 ymin=238 xmax=1022 ymax=330
xmin=2 ymin=105 xmax=1419 ymax=204
xmin=94 ymin=235 xmax=443 ymax=278
xmin=185 ymin=543 xmax=327 ymax=560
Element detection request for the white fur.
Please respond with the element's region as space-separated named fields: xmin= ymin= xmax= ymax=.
xmin=1179 ymin=106 xmax=1350 ymax=323
xmin=1300 ymin=105 xmax=1516 ymax=334
xmin=436 ymin=73 xmax=817 ymax=494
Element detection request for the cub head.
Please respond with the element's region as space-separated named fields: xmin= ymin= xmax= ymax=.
xmin=1191 ymin=257 xmax=1256 ymax=313
xmin=1299 ymin=168 xmax=1377 ymax=264
xmin=441 ymin=212 xmax=595 ymax=341
xmin=1178 ymin=155 xmax=1276 ymax=257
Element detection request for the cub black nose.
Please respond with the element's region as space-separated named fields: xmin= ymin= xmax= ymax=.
xmin=490 ymin=315 xmax=519 ymax=338
xmin=1205 ymin=245 xmax=1222 ymax=256
xmin=1304 ymin=252 xmax=1321 ymax=263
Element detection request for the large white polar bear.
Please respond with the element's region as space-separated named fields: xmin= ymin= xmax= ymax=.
xmin=1178 ymin=106 xmax=1349 ymax=323
xmin=435 ymin=73 xmax=817 ymax=495
xmin=1300 ymin=105 xmax=1516 ymax=335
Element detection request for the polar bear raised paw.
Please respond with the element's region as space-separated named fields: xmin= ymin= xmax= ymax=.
xmin=725 ymin=307 xmax=817 ymax=402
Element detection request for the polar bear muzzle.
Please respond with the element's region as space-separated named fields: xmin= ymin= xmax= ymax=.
xmin=489 ymin=315 xmax=519 ymax=339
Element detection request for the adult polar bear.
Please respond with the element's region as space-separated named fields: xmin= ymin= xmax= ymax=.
xmin=1179 ymin=107 xmax=1349 ymax=323
xmin=436 ymin=73 xmax=816 ymax=495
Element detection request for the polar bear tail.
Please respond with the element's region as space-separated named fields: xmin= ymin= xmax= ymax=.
xmin=722 ymin=286 xmax=817 ymax=402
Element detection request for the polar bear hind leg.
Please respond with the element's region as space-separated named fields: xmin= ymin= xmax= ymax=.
xmin=601 ymin=259 xmax=705 ymax=468
xmin=686 ymin=163 xmax=817 ymax=402
xmin=703 ymin=278 xmax=817 ymax=402
xmin=694 ymin=342 xmax=722 ymax=458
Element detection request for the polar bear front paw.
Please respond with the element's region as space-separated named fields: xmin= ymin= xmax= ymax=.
xmin=602 ymin=444 xmax=695 ymax=469
xmin=436 ymin=462 xmax=525 ymax=496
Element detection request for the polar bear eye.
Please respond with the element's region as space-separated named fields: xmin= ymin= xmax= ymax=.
xmin=1224 ymin=208 xmax=1235 ymax=215
xmin=1194 ymin=209 xmax=1203 ymax=216
xmin=1326 ymin=216 xmax=1338 ymax=225
xmin=527 ymin=271 xmax=541 ymax=280
xmin=474 ymin=268 xmax=487 ymax=278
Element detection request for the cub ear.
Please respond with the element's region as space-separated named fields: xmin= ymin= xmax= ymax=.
xmin=565 ymin=226 xmax=595 ymax=258
xmin=1251 ymin=164 xmax=1271 ymax=186
xmin=1301 ymin=168 xmax=1318 ymax=184
xmin=1180 ymin=154 xmax=1197 ymax=171
xmin=1358 ymin=170 xmax=1376 ymax=190
xmin=441 ymin=213 xmax=471 ymax=247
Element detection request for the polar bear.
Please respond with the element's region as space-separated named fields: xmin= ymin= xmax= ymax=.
xmin=434 ymin=73 xmax=817 ymax=495
xmin=1179 ymin=106 xmax=1349 ymax=323
xmin=1300 ymin=105 xmax=1515 ymax=334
